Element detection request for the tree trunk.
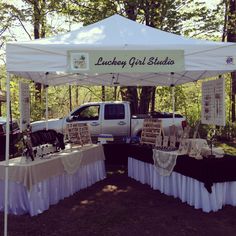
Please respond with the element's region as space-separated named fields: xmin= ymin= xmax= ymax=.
xmin=139 ymin=87 xmax=153 ymax=113
xmin=114 ymin=86 xmax=117 ymax=100
xmin=75 ymin=86 xmax=79 ymax=105
xmin=228 ymin=0 xmax=236 ymax=122
xmin=69 ymin=85 xmax=72 ymax=111
xmin=102 ymin=86 xmax=105 ymax=101
xmin=232 ymin=72 xmax=236 ymax=122
xmin=120 ymin=86 xmax=138 ymax=114
xmin=33 ymin=0 xmax=42 ymax=118
xmin=151 ymin=86 xmax=156 ymax=112
xmin=124 ymin=1 xmax=137 ymax=20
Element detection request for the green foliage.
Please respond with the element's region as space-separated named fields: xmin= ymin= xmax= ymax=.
xmin=181 ymin=1 xmax=224 ymax=40
xmin=216 ymin=122 xmax=236 ymax=142
xmin=155 ymin=82 xmax=201 ymax=126
xmin=67 ymin=0 xmax=117 ymax=25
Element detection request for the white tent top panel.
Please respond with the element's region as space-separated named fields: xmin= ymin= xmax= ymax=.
xmin=6 ymin=14 xmax=236 ymax=86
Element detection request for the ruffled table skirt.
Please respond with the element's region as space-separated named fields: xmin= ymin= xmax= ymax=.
xmin=0 ymin=160 xmax=106 ymax=216
xmin=128 ymin=157 xmax=236 ymax=212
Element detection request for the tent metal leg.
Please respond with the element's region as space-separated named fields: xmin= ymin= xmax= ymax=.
xmin=4 ymin=72 xmax=11 ymax=236
xmin=172 ymin=85 xmax=175 ymax=125
xmin=46 ymin=86 xmax=48 ymax=130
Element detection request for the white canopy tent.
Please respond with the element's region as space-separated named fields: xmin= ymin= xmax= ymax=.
xmin=6 ymin=14 xmax=236 ymax=86
xmin=4 ymin=14 xmax=236 ymax=236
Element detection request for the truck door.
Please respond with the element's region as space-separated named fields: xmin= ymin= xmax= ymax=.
xmin=69 ymin=104 xmax=101 ymax=136
xmin=102 ymin=103 xmax=129 ymax=138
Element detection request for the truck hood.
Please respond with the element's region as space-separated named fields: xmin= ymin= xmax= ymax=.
xmin=31 ymin=118 xmax=65 ymax=133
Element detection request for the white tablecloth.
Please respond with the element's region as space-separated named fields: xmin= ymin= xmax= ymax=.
xmin=128 ymin=157 xmax=236 ymax=213
xmin=0 ymin=145 xmax=106 ymax=216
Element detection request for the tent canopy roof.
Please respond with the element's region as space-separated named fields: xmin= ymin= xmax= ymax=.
xmin=6 ymin=14 xmax=236 ymax=86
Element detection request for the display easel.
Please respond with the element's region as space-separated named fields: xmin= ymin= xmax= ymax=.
xmin=66 ymin=123 xmax=92 ymax=146
xmin=141 ymin=118 xmax=163 ymax=146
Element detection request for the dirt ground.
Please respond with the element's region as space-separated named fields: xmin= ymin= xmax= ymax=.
xmin=1 ymin=165 xmax=236 ymax=236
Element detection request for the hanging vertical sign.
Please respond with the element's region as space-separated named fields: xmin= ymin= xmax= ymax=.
xmin=19 ymin=82 xmax=30 ymax=131
xmin=201 ymin=78 xmax=225 ymax=126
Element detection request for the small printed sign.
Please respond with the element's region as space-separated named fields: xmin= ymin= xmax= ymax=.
xmin=68 ymin=50 xmax=184 ymax=73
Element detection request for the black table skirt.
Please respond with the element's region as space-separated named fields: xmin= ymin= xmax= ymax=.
xmin=103 ymin=144 xmax=236 ymax=193
xmin=103 ymin=143 xmax=132 ymax=165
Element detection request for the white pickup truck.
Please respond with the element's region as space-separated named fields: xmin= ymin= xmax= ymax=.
xmin=31 ymin=101 xmax=186 ymax=142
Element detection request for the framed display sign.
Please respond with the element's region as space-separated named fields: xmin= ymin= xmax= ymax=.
xmin=67 ymin=123 xmax=83 ymax=145
xmin=201 ymin=78 xmax=225 ymax=126
xmin=66 ymin=123 xmax=92 ymax=146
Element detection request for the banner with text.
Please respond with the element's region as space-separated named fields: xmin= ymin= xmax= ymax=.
xmin=67 ymin=50 xmax=184 ymax=73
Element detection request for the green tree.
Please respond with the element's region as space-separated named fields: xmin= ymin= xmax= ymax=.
xmin=225 ymin=0 xmax=236 ymax=122
xmin=212 ymin=0 xmax=236 ymax=123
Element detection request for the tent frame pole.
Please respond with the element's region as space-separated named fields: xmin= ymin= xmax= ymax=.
xmin=4 ymin=72 xmax=11 ymax=236
xmin=170 ymin=72 xmax=175 ymax=125
xmin=172 ymin=85 xmax=175 ymax=125
xmin=45 ymin=72 xmax=49 ymax=131
xmin=45 ymin=85 xmax=48 ymax=130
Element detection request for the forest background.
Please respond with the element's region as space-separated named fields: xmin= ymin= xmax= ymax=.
xmin=0 ymin=0 xmax=236 ymax=148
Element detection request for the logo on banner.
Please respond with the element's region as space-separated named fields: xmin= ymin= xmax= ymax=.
xmin=71 ymin=53 xmax=89 ymax=71
xmin=226 ymin=56 xmax=234 ymax=65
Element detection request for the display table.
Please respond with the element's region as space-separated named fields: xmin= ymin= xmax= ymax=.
xmin=103 ymin=143 xmax=131 ymax=165
xmin=0 ymin=144 xmax=106 ymax=216
xmin=127 ymin=145 xmax=236 ymax=213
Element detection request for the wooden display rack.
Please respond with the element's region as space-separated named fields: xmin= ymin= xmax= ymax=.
xmin=77 ymin=123 xmax=92 ymax=145
xmin=140 ymin=118 xmax=163 ymax=146
xmin=66 ymin=123 xmax=92 ymax=146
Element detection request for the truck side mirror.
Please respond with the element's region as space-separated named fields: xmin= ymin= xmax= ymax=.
xmin=66 ymin=115 xmax=74 ymax=122
xmin=66 ymin=115 xmax=80 ymax=122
